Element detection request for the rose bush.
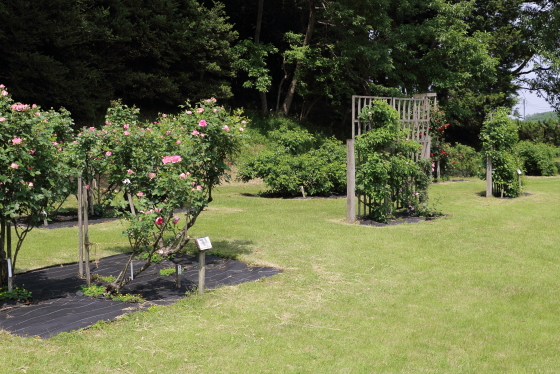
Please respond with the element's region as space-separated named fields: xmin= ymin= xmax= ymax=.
xmin=68 ymin=99 xmax=246 ymax=289
xmin=0 ymin=85 xmax=74 ymax=287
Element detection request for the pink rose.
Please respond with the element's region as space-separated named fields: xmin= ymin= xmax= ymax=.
xmin=123 ymin=124 xmax=129 ymax=129
xmin=191 ymin=130 xmax=199 ymax=136
xmin=12 ymin=138 xmax=21 ymax=145
xmin=127 ymin=169 xmax=134 ymax=174
xmin=176 ymin=140 xmax=181 ymax=144
xmin=85 ymin=185 xmax=90 ymax=190
xmin=0 ymin=118 xmax=5 ymax=122
xmin=186 ymin=111 xmax=192 ymax=115
xmin=28 ymin=182 xmax=33 ymax=187
xmin=241 ymin=120 xmax=247 ymax=124
xmin=29 ymin=150 xmax=35 ymax=155
xmin=166 ymin=131 xmax=171 ymax=135
xmin=155 ymin=217 xmax=164 ymax=225
xmin=198 ymin=120 xmax=207 ymax=127
xmin=148 ymin=172 xmax=156 ymax=179
xmin=106 ymin=151 xmax=112 ymax=156
xmin=179 ymin=173 xmax=187 ymax=179
xmin=124 ymin=131 xmax=130 ymax=135
xmin=137 ymin=192 xmax=144 ymax=197
xmin=155 ymin=208 xmax=162 ymax=213
xmin=197 ymin=108 xmax=204 ymax=113
xmin=222 ymin=125 xmax=229 ymax=132
xmin=196 ymin=185 xmax=202 ymax=191
xmin=162 ymin=155 xmax=182 ymax=164
xmin=1 ymin=91 xmax=8 ymax=96
xmin=172 ymin=216 xmax=180 ymax=225
xmin=239 ymin=127 xmax=244 ymax=132
xmin=162 ymin=114 xmax=167 ymax=118
xmin=10 ymin=163 xmax=18 ymax=169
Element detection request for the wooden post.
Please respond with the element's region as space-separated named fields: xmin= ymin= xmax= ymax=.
xmin=347 ymin=139 xmax=356 ymax=222
xmin=83 ymin=182 xmax=90 ymax=287
xmin=198 ymin=251 xmax=205 ymax=296
xmin=127 ymin=192 xmax=136 ymax=216
xmin=176 ymin=264 xmax=182 ymax=288
xmin=77 ymin=176 xmax=84 ymax=277
xmin=7 ymin=258 xmax=12 ymax=292
xmin=486 ymin=155 xmax=492 ymax=197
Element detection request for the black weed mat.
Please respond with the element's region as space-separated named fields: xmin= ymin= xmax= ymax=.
xmin=0 ymin=253 xmax=280 ymax=339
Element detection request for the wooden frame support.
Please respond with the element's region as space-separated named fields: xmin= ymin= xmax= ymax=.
xmin=347 ymin=139 xmax=356 ymax=223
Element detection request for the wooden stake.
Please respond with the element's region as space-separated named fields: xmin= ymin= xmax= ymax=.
xmin=176 ymin=264 xmax=182 ymax=288
xmin=127 ymin=192 xmax=136 ymax=216
xmin=486 ymin=155 xmax=492 ymax=197
xmin=77 ymin=176 xmax=83 ymax=277
xmin=7 ymin=258 xmax=12 ymax=292
xmin=198 ymin=251 xmax=205 ymax=296
xmin=83 ymin=182 xmax=90 ymax=286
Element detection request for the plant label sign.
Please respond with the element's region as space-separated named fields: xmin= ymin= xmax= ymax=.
xmin=195 ymin=236 xmax=212 ymax=252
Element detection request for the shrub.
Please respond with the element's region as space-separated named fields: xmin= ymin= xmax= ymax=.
xmin=238 ymin=127 xmax=346 ymax=197
xmin=355 ymin=100 xmax=434 ymax=223
xmin=515 ymin=141 xmax=558 ymax=176
xmin=446 ymin=144 xmax=481 ymax=177
xmin=480 ymin=108 xmax=523 ymax=197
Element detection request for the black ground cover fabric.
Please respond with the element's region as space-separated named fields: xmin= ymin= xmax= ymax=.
xmin=0 ymin=252 xmax=280 ymax=339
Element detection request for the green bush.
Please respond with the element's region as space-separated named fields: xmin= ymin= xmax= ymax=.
xmin=515 ymin=141 xmax=558 ymax=176
xmin=355 ymin=100 xmax=434 ymax=223
xmin=237 ymin=127 xmax=346 ymax=197
xmin=480 ymin=109 xmax=523 ymax=197
xmin=446 ymin=144 xmax=481 ymax=177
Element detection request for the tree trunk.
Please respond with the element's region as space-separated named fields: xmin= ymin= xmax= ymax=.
xmin=255 ymin=0 xmax=268 ymax=115
xmin=280 ymin=0 xmax=315 ymax=117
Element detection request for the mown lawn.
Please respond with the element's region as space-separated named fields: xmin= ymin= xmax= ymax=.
xmin=2 ymin=177 xmax=560 ymax=373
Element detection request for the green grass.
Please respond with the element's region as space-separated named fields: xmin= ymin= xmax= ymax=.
xmin=3 ymin=177 xmax=560 ymax=372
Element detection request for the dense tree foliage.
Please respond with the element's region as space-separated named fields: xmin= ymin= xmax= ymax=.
xmin=0 ymin=0 xmax=237 ymax=126
xmin=1 ymin=0 xmax=559 ymax=143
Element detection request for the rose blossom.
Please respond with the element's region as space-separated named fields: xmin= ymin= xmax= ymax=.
xmin=10 ymin=163 xmax=18 ymax=169
xmin=172 ymin=216 xmax=180 ymax=225
xmin=162 ymin=155 xmax=182 ymax=164
xmin=137 ymin=192 xmax=144 ymax=197
xmin=106 ymin=151 xmax=112 ymax=156
xmin=149 ymin=172 xmax=156 ymax=179
xmin=12 ymin=138 xmax=21 ymax=145
xmin=127 ymin=169 xmax=134 ymax=174
xmin=155 ymin=217 xmax=164 ymax=225
xmin=198 ymin=120 xmax=207 ymax=127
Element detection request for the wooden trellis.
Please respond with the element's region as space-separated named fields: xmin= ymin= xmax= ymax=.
xmin=347 ymin=94 xmax=436 ymax=222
